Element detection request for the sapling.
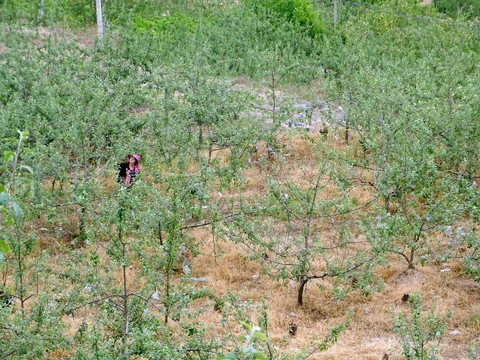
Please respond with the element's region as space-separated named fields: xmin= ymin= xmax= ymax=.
xmin=231 ymin=154 xmax=380 ymax=305
xmin=392 ymin=294 xmax=452 ymax=360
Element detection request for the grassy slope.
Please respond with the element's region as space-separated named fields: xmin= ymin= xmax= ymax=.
xmin=2 ymin=1 xmax=480 ymax=358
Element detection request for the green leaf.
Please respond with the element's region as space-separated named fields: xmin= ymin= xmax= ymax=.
xmin=10 ymin=202 xmax=23 ymax=217
xmin=3 ymin=150 xmax=14 ymax=162
xmin=254 ymin=331 xmax=268 ymax=341
xmin=0 ymin=239 xmax=8 ymax=256
xmin=253 ymin=353 xmax=267 ymax=360
xmin=240 ymin=321 xmax=252 ymax=330
xmin=20 ymin=165 xmax=33 ymax=174
xmin=0 ymin=192 xmax=8 ymax=205
xmin=216 ymin=353 xmax=237 ymax=359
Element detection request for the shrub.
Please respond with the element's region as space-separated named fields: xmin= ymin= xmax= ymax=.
xmin=246 ymin=0 xmax=324 ymax=38
xmin=435 ymin=0 xmax=480 ymax=19
xmin=392 ymin=294 xmax=452 ymax=360
xmin=130 ymin=12 xmax=198 ymax=34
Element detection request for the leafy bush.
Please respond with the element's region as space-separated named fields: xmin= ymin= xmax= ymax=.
xmin=0 ymin=0 xmax=36 ymax=21
xmin=470 ymin=342 xmax=480 ymax=360
xmin=0 ymin=0 xmax=96 ymax=25
xmin=130 ymin=12 xmax=199 ymax=34
xmin=246 ymin=0 xmax=324 ymax=37
xmin=392 ymin=294 xmax=452 ymax=360
xmin=435 ymin=0 xmax=480 ymax=19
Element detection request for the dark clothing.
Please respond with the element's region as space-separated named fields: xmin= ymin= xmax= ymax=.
xmin=117 ymin=162 xmax=129 ymax=183
xmin=118 ymin=154 xmax=140 ymax=186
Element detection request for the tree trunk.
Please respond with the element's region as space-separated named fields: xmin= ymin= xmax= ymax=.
xmin=408 ymin=249 xmax=415 ymax=270
xmin=122 ymin=253 xmax=129 ymax=355
xmin=158 ymin=222 xmax=163 ymax=246
xmin=334 ymin=0 xmax=338 ymax=26
xmin=271 ymin=70 xmax=277 ymax=125
xmin=96 ymin=0 xmax=103 ymax=39
xmin=384 ymin=195 xmax=390 ymax=213
xmin=346 ymin=67 xmax=354 ymax=143
xmin=297 ymin=278 xmax=308 ymax=305
xmin=79 ymin=206 xmax=85 ymax=239
xmin=38 ymin=0 xmax=44 ymax=19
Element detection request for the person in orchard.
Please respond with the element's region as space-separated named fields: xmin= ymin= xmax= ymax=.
xmin=118 ymin=154 xmax=140 ymax=186
xmin=125 ymin=154 xmax=139 ymax=186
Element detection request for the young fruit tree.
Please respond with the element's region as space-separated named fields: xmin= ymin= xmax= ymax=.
xmin=230 ymin=149 xmax=381 ymax=305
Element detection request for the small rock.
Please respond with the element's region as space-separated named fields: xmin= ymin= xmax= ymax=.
xmin=267 ymin=145 xmax=277 ymax=158
xmin=440 ymin=268 xmax=451 ymax=272
xmin=449 ymin=330 xmax=460 ymax=335
xmin=0 ymin=291 xmax=14 ymax=307
xmin=251 ymin=275 xmax=259 ymax=280
xmin=288 ymin=323 xmax=298 ymax=335
xmin=445 ymin=225 xmax=452 ymax=236
xmin=182 ymin=261 xmax=190 ymax=274
xmin=40 ymin=228 xmax=48 ymax=231
xmin=294 ymin=103 xmax=309 ymax=110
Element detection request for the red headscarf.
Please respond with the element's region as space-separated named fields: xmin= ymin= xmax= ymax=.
xmin=128 ymin=154 xmax=140 ymax=171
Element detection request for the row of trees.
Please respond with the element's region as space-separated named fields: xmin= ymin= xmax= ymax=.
xmin=1 ymin=0 xmax=480 ymax=358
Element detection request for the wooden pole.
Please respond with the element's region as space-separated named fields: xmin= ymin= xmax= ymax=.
xmin=334 ymin=0 xmax=338 ymax=26
xmin=96 ymin=0 xmax=103 ymax=39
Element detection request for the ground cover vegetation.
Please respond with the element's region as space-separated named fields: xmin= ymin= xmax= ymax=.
xmin=1 ymin=0 xmax=480 ymax=358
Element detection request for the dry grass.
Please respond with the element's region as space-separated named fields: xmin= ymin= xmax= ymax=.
xmin=190 ymin=239 xmax=480 ymax=359
xmin=4 ymin=24 xmax=476 ymax=359
xmin=7 ymin=114 xmax=479 ymax=360
xmin=185 ymin=132 xmax=480 ymax=359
